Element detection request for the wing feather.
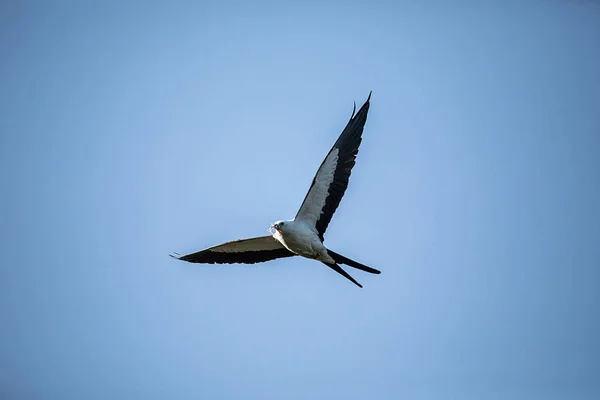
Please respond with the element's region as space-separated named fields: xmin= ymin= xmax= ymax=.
xmin=295 ymin=92 xmax=372 ymax=241
xmin=171 ymin=235 xmax=295 ymax=264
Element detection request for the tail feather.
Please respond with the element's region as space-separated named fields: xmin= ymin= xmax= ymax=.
xmin=327 ymin=249 xmax=381 ymax=275
xmin=322 ymin=262 xmax=362 ymax=288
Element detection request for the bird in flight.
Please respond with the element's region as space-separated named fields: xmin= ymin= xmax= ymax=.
xmin=171 ymin=92 xmax=380 ymax=287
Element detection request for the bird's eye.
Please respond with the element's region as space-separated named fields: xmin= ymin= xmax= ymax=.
xmin=280 ymin=222 xmax=285 ymax=226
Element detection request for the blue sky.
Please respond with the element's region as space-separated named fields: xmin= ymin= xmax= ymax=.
xmin=1 ymin=1 xmax=599 ymax=399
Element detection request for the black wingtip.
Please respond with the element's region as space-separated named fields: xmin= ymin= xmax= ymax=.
xmin=350 ymin=92 xmax=371 ymax=120
xmin=169 ymin=252 xmax=182 ymax=259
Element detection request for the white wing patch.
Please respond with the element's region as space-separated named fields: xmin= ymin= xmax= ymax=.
xmin=210 ymin=236 xmax=285 ymax=253
xmin=295 ymin=148 xmax=339 ymax=230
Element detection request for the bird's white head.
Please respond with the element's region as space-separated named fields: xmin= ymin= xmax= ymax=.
xmin=269 ymin=220 xmax=288 ymax=235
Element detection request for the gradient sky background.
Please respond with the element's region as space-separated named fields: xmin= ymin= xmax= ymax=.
xmin=1 ymin=1 xmax=599 ymax=399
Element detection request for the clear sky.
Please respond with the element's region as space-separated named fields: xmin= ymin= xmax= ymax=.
xmin=1 ymin=1 xmax=599 ymax=399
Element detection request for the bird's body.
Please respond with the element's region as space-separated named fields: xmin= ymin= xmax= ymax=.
xmin=270 ymin=219 xmax=335 ymax=264
xmin=171 ymin=92 xmax=380 ymax=288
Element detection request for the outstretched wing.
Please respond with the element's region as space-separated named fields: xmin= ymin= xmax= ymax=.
xmin=295 ymin=92 xmax=372 ymax=241
xmin=171 ymin=235 xmax=295 ymax=264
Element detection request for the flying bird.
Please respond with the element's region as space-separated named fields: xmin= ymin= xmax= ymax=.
xmin=171 ymin=92 xmax=380 ymax=287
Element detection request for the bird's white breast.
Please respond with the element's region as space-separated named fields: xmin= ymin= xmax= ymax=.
xmin=272 ymin=220 xmax=324 ymax=259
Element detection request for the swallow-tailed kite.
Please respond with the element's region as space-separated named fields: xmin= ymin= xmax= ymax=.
xmin=171 ymin=92 xmax=380 ymax=287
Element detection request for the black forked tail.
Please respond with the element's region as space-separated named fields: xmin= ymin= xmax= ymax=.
xmin=322 ymin=262 xmax=363 ymax=288
xmin=327 ymin=249 xmax=381 ymax=275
